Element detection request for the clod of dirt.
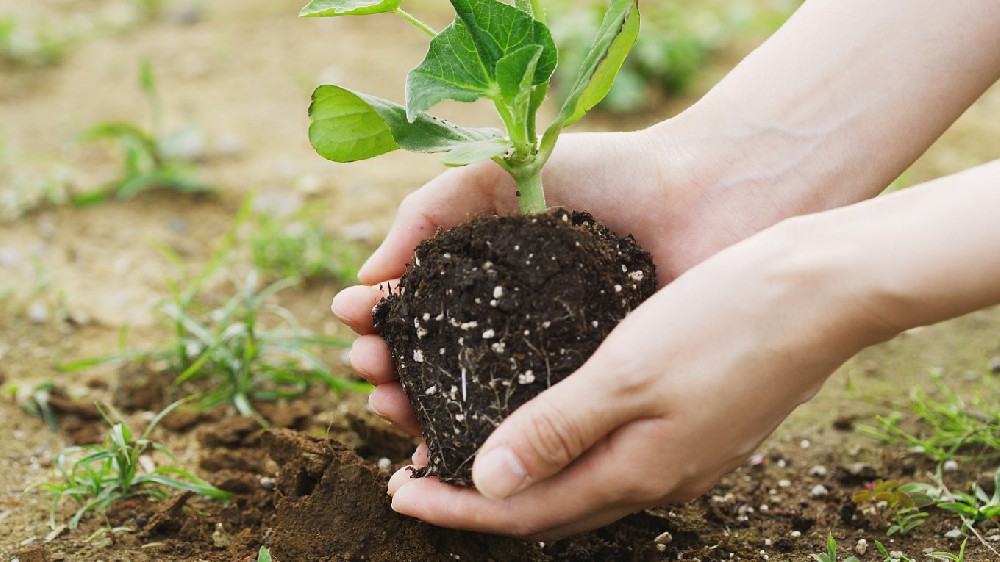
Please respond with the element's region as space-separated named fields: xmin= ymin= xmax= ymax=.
xmin=139 ymin=491 xmax=195 ymax=539
xmin=199 ymin=416 xmax=264 ymax=448
xmin=374 ymin=210 xmax=657 ymax=485
xmin=264 ymin=428 xmax=544 ymax=562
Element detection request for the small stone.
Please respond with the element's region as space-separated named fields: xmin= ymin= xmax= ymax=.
xmin=854 ymin=538 xmax=868 ymax=555
xmin=27 ymin=302 xmax=48 ymax=324
xmin=944 ymin=528 xmax=963 ymax=539
xmin=789 ymin=530 xmax=801 ymax=538
xmin=778 ymin=479 xmax=791 ymax=488
xmin=654 ymin=531 xmax=672 ymax=545
xmin=990 ymin=356 xmax=1000 ymax=374
xmin=800 ymin=439 xmax=810 ymax=449
xmin=942 ymin=460 xmax=959 ymax=472
xmin=809 ymin=465 xmax=828 ymax=477
xmin=809 ymin=484 xmax=829 ymax=498
xmin=260 ymin=477 xmax=276 ymax=490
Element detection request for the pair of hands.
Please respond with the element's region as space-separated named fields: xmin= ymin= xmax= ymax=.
xmin=330 ymin=130 xmax=873 ymax=539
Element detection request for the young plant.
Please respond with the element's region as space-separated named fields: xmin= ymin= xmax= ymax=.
xmin=851 ymin=479 xmax=932 ymax=535
xmin=301 ymin=0 xmax=639 ymax=214
xmin=256 ymin=546 xmax=273 ymax=562
xmin=33 ymin=399 xmax=231 ymax=529
xmin=810 ymin=534 xmax=860 ymax=562
xmin=922 ymin=467 xmax=1000 ymax=531
xmin=860 ymin=369 xmax=1000 ymax=463
xmin=75 ymin=60 xmax=212 ymax=206
xmin=874 ymin=539 xmax=968 ymax=562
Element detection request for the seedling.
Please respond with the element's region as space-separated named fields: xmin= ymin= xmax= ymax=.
xmin=12 ymin=381 xmax=60 ymax=431
xmin=32 ymin=399 xmax=231 ymax=529
xmin=301 ymin=0 xmax=639 ymax=214
xmin=908 ymin=467 xmax=1000 ymax=532
xmin=810 ymin=534 xmax=860 ymax=562
xmin=860 ymin=370 xmax=1000 ymax=463
xmin=874 ymin=539 xmax=968 ymax=562
xmin=75 ymin=60 xmax=212 ymax=206
xmin=256 ymin=546 xmax=273 ymax=562
xmin=851 ymin=479 xmax=932 ymax=535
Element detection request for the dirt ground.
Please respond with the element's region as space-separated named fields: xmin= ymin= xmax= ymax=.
xmin=2 ymin=0 xmax=1000 ymax=560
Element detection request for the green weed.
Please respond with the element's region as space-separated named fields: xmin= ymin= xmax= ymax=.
xmin=0 ymin=16 xmax=74 ymax=68
xmin=250 ymin=210 xmax=364 ymax=285
xmin=256 ymin=546 xmax=273 ymax=562
xmin=860 ymin=370 xmax=1000 ymax=463
xmin=908 ymin=467 xmax=1000 ymax=532
xmin=810 ymin=534 xmax=860 ymax=562
xmin=33 ymin=399 xmax=230 ymax=529
xmin=75 ymin=60 xmax=212 ymax=206
xmin=851 ymin=479 xmax=932 ymax=535
xmin=874 ymin=539 xmax=968 ymax=562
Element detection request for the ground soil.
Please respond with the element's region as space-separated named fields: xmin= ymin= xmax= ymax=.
xmin=374 ymin=210 xmax=657 ymax=485
xmin=2 ymin=0 xmax=1000 ymax=561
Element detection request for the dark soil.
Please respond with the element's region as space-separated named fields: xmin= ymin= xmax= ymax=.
xmin=374 ymin=209 xmax=657 ymax=485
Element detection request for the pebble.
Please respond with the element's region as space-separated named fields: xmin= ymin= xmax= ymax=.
xmin=944 ymin=528 xmax=963 ymax=539
xmin=809 ymin=465 xmax=828 ymax=477
xmin=27 ymin=302 xmax=48 ymax=324
xmin=654 ymin=531 xmax=672 ymax=545
xmin=855 ymin=538 xmax=868 ymax=555
xmin=800 ymin=439 xmax=810 ymax=449
xmin=260 ymin=477 xmax=276 ymax=490
xmin=159 ymin=127 xmax=206 ymax=162
xmin=942 ymin=460 xmax=959 ymax=472
xmin=809 ymin=484 xmax=829 ymax=498
xmin=777 ymin=479 xmax=791 ymax=488
xmin=0 ymin=247 xmax=21 ymax=268
xmin=789 ymin=530 xmax=801 ymax=538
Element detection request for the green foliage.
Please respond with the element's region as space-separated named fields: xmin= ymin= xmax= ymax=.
xmin=33 ymin=399 xmax=231 ymax=529
xmin=76 ymin=61 xmax=212 ymax=206
xmin=250 ymin=211 xmax=364 ymax=285
xmin=60 ymin=206 xmax=369 ymax=422
xmin=908 ymin=467 xmax=1000 ymax=532
xmin=302 ymin=0 xmax=640 ymax=214
xmin=874 ymin=539 xmax=968 ymax=562
xmin=256 ymin=546 xmax=273 ymax=562
xmin=548 ymin=0 xmax=797 ymax=113
xmin=0 ymin=16 xmax=74 ymax=68
xmin=851 ymin=479 xmax=932 ymax=535
xmin=12 ymin=381 xmax=60 ymax=431
xmin=810 ymin=534 xmax=860 ymax=562
xmin=860 ymin=370 xmax=1000 ymax=463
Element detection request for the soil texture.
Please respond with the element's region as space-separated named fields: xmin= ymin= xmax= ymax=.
xmin=374 ymin=210 xmax=657 ymax=485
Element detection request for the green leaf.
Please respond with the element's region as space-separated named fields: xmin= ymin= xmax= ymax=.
xmin=550 ymin=0 xmax=639 ymax=129
xmin=450 ymin=0 xmax=555 ymax=84
xmin=309 ymin=85 xmax=505 ymax=163
xmin=299 ymin=0 xmax=401 ymax=17
xmin=406 ymin=20 xmax=493 ymax=120
xmin=308 ymin=86 xmax=399 ymax=162
xmin=404 ymin=0 xmax=556 ymax=118
xmin=441 ymin=137 xmax=512 ymax=166
xmin=495 ymin=45 xmax=542 ymax=107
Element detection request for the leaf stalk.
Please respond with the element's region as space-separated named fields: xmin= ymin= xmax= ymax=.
xmin=395 ymin=8 xmax=437 ymax=37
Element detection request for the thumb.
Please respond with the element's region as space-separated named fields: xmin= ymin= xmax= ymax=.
xmin=471 ymin=349 xmax=646 ymax=500
xmin=357 ymin=163 xmax=515 ymax=284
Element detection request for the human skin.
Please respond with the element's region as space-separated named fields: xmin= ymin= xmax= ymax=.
xmin=330 ymin=0 xmax=1000 ymax=539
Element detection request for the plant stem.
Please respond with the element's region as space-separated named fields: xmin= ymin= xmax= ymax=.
xmin=395 ymin=8 xmax=437 ymax=37
xmin=510 ymin=167 xmax=546 ymax=215
xmin=530 ymin=0 xmax=546 ymax=23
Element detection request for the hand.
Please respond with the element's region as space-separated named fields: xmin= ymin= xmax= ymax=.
xmin=332 ymin=124 xmax=778 ymax=442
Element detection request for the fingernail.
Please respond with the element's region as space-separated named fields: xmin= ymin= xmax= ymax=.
xmin=473 ymin=446 xmax=527 ymax=500
xmin=368 ymin=392 xmax=383 ymax=417
xmin=356 ymin=250 xmax=380 ymax=282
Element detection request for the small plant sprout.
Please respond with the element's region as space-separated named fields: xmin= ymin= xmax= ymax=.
xmin=75 ymin=60 xmax=212 ymax=206
xmin=810 ymin=534 xmax=860 ymax=562
xmin=851 ymin=479 xmax=932 ymax=535
xmin=301 ymin=0 xmax=639 ymax=214
xmin=256 ymin=546 xmax=273 ymax=562
xmin=33 ymin=399 xmax=231 ymax=529
xmin=250 ymin=209 xmax=364 ymax=285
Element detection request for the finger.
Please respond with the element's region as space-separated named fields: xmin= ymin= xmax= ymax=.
xmin=330 ymin=283 xmax=395 ymax=335
xmin=350 ymin=335 xmax=395 ymax=384
xmin=358 ymin=163 xmax=516 ymax=284
xmin=390 ymin=417 xmax=681 ymax=538
xmin=369 ymin=383 xmax=422 ymax=437
xmin=470 ymin=334 xmax=652 ymax=500
xmin=411 ymin=441 xmax=428 ymax=465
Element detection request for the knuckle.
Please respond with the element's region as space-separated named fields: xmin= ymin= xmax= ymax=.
xmin=517 ymin=402 xmax=587 ymax=474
